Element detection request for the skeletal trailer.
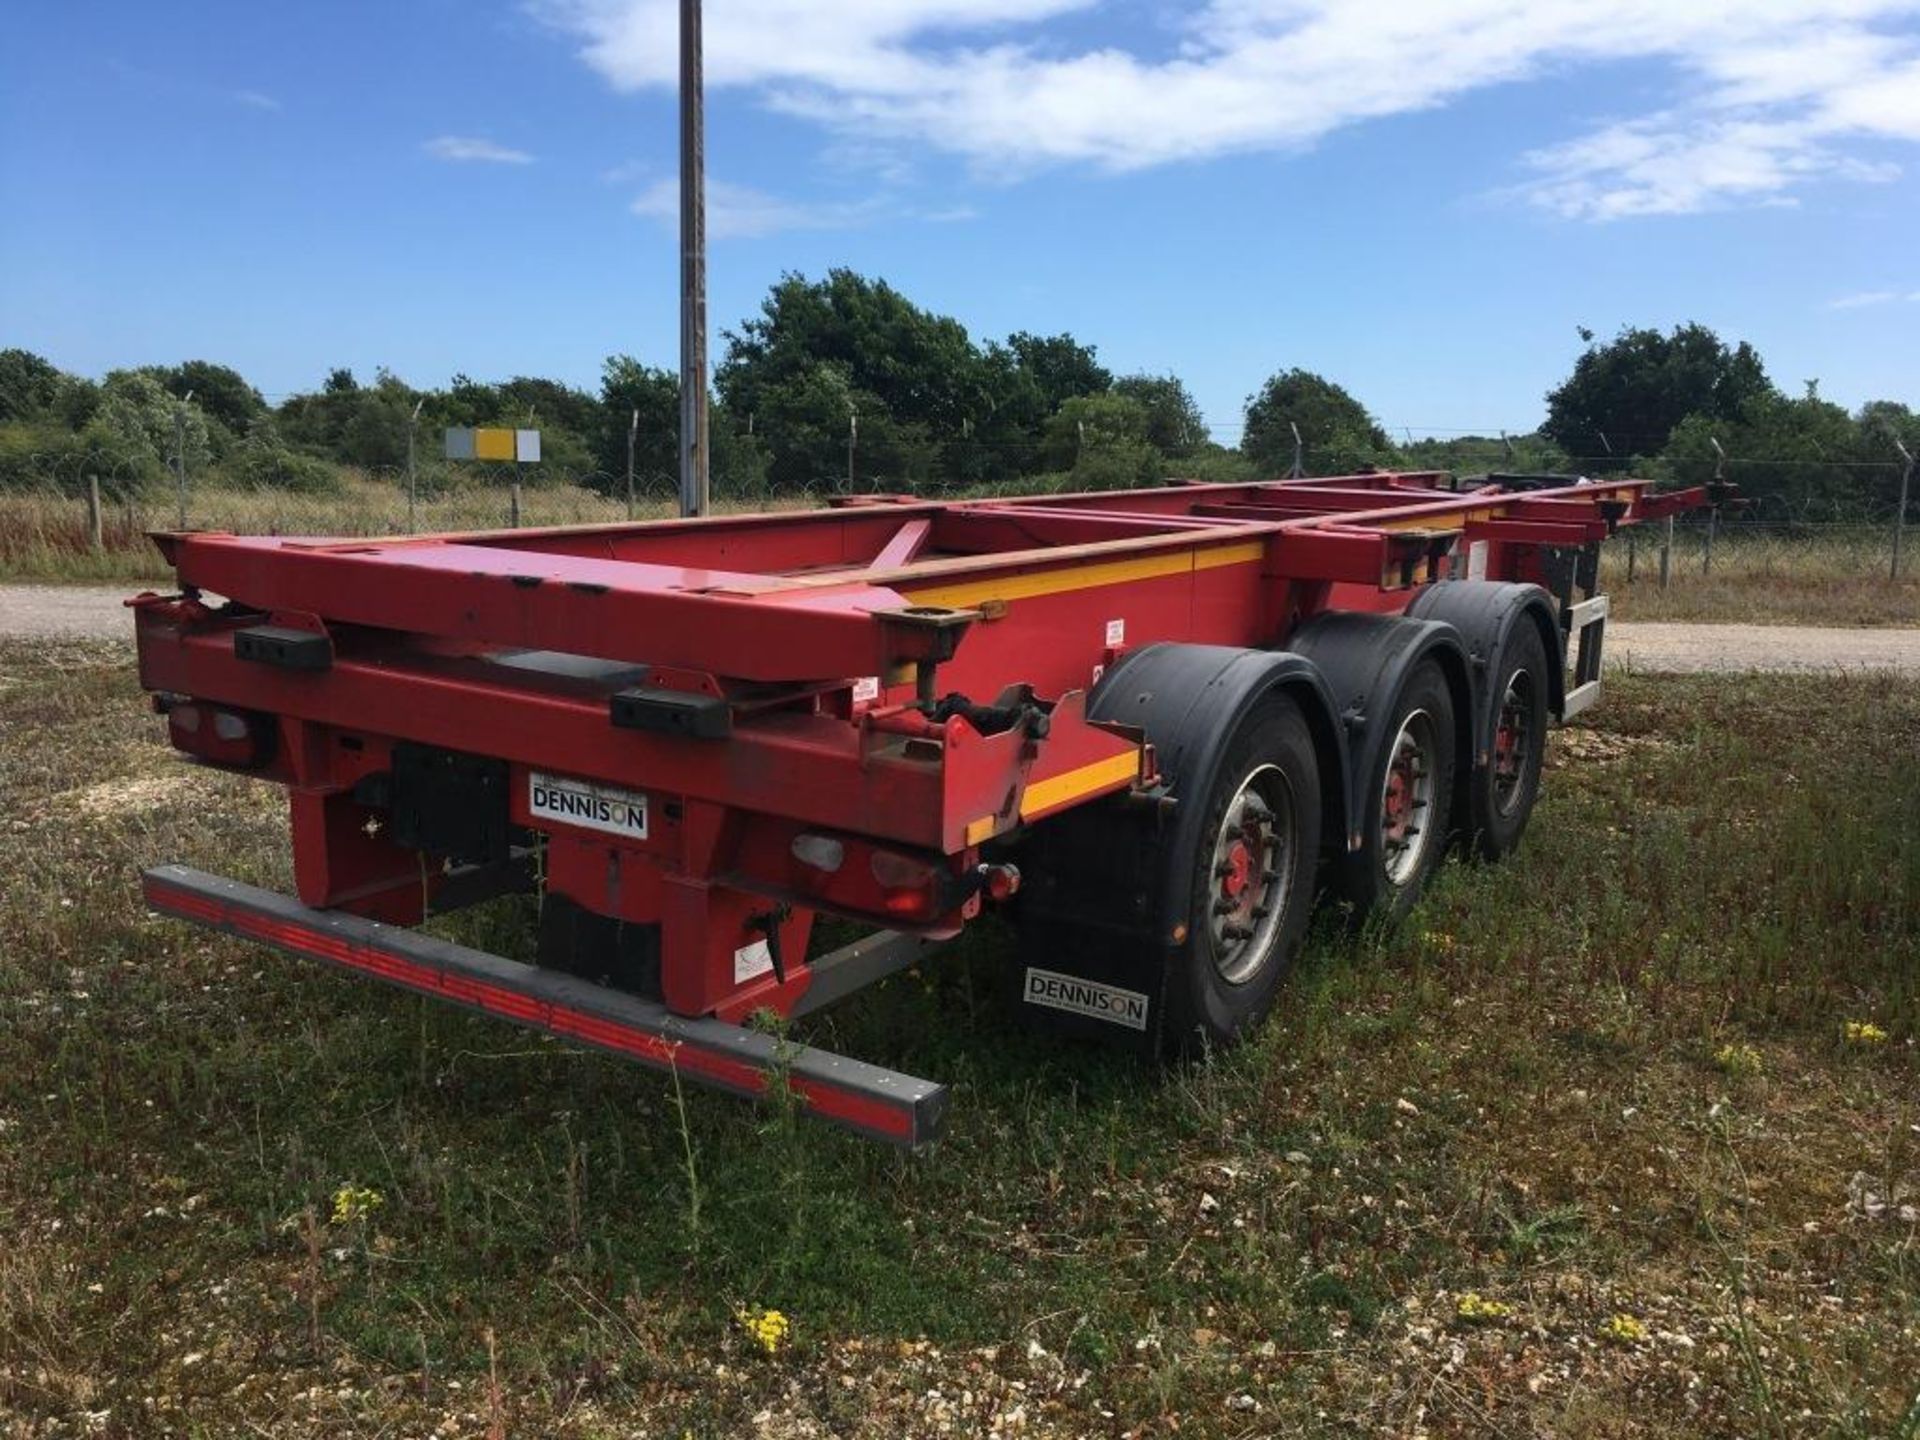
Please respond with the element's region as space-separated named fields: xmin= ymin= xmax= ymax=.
xmin=132 ymin=470 xmax=1724 ymax=1147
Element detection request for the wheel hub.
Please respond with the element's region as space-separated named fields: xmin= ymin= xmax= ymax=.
xmin=1378 ymin=709 xmax=1437 ymax=887
xmin=1206 ymin=765 xmax=1295 ymax=986
xmin=1492 ymin=673 xmax=1534 ymax=816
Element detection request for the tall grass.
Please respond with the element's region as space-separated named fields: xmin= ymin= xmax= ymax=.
xmin=0 ymin=477 xmax=678 ymax=583
xmin=1603 ymin=521 xmax=1917 ymax=625
xmin=1 ymin=645 xmax=1914 ymax=1436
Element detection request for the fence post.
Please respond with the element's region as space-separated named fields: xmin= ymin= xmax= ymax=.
xmin=173 ymin=389 xmax=194 ymax=529
xmin=626 ymin=407 xmax=639 ymax=521
xmin=1659 ymin=515 xmax=1673 ymax=590
xmin=1626 ymin=529 xmax=1637 ymax=583
xmin=407 ymin=398 xmax=424 ymax=534
xmin=1704 ymin=437 xmax=1724 ymax=576
xmin=510 ymin=481 xmax=522 ymax=529
xmin=1895 ymin=440 xmax=1913 ymax=581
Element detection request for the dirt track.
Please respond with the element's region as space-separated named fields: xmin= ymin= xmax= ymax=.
xmin=3 ymin=584 xmax=1918 ymax=673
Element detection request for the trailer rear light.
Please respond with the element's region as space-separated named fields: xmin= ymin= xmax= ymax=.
xmin=980 ymin=863 xmax=1021 ymax=903
xmin=165 ymin=699 xmax=276 ymax=768
xmin=871 ymin=848 xmax=942 ymax=921
xmin=790 ymin=834 xmax=846 ymax=873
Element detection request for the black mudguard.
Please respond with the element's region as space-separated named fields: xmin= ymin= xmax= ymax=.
xmin=1283 ymin=613 xmax=1473 ymax=854
xmin=1405 ymin=580 xmax=1564 ymax=769
xmin=1012 ymin=643 xmax=1345 ymax=1055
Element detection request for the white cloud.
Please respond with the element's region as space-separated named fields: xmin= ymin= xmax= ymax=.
xmin=233 ymin=89 xmax=281 ymax=111
xmin=1827 ymin=288 xmax=1920 ymax=307
xmin=537 ymin=1 xmax=1920 ymax=217
xmin=629 ymin=176 xmax=968 ymax=237
xmin=423 ymin=135 xmax=535 ymax=165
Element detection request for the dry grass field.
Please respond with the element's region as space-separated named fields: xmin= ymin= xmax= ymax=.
xmin=0 ymin=638 xmax=1914 ymax=1437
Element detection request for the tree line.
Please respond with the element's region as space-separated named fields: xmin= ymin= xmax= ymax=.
xmin=2 ymin=273 xmax=1913 ymax=517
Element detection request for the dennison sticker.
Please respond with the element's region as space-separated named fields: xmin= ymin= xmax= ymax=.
xmin=528 ymin=771 xmax=649 ymax=840
xmin=1021 ymin=966 xmax=1149 ymax=1031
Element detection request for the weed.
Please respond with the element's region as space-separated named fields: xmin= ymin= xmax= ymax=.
xmin=0 ymin=644 xmax=1914 ymax=1435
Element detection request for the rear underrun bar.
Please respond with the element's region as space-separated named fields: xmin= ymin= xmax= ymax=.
xmin=140 ymin=865 xmax=948 ymax=1149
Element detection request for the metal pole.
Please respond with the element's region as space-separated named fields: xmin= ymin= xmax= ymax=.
xmin=1705 ymin=436 xmax=1724 ymax=576
xmin=1660 ymin=514 xmax=1673 ymax=590
xmin=87 ymin=474 xmax=102 ymax=554
xmin=626 ymin=407 xmax=639 ymax=520
xmin=677 ymin=0 xmax=710 ymax=518
xmin=1626 ymin=530 xmax=1637 ymax=583
xmin=1289 ymin=421 xmax=1303 ymax=479
xmin=173 ymin=389 xmax=194 ymax=528
xmin=1894 ymin=440 xmax=1913 ymax=581
xmin=407 ymin=398 xmax=424 ymax=534
xmin=846 ymin=404 xmax=858 ymax=492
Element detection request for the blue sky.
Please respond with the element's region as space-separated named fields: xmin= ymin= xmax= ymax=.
xmin=3 ymin=0 xmax=1917 ymax=443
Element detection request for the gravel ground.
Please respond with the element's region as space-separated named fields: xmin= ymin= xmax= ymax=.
xmin=4 ymin=584 xmax=1918 ymax=672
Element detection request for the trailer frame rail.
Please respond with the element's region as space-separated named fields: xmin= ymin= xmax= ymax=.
xmin=141 ymin=864 xmax=949 ymax=1149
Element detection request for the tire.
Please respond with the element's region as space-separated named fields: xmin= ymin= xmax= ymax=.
xmin=1469 ymin=621 xmax=1549 ymax=861
xmin=1341 ymin=660 xmax=1455 ymax=921
xmin=1164 ymin=694 xmax=1323 ymax=1054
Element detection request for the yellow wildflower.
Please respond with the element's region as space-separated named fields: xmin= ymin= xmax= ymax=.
xmin=1423 ymin=930 xmax=1458 ymax=959
xmin=1844 ymin=1021 xmax=1889 ymax=1045
xmin=1714 ymin=1042 xmax=1762 ymax=1077
xmin=330 ymin=1184 xmax=385 ymax=1226
xmin=1455 ymin=1292 xmax=1512 ymax=1323
xmin=737 ymin=1307 xmax=791 ymax=1355
xmin=1599 ymin=1313 xmax=1647 ymax=1346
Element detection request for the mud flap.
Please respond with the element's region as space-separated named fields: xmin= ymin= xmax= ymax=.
xmin=1008 ymin=802 xmax=1169 ymax=1058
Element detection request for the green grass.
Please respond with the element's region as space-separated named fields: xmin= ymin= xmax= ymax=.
xmin=1 ymin=642 xmax=1916 ymax=1437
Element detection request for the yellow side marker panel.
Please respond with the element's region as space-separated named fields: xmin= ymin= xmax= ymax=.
xmin=1371 ymin=508 xmax=1497 ymax=534
xmin=474 ymin=427 xmax=517 ymax=461
xmin=901 ymin=541 xmax=1264 ymax=611
xmin=1018 ymin=751 xmax=1142 ymax=821
xmin=964 ymin=814 xmax=999 ymax=846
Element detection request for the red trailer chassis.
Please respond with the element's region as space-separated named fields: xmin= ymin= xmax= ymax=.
xmin=133 ymin=470 xmax=1720 ymax=1146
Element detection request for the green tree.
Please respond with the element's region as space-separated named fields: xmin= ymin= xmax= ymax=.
xmin=1543 ymin=324 xmax=1770 ymax=468
xmin=85 ymin=370 xmax=210 ymax=482
xmin=1040 ymin=393 xmax=1150 ymax=470
xmin=497 ymin=375 xmax=599 ymax=440
xmin=1112 ymin=373 xmax=1206 ymax=458
xmin=1663 ymin=383 xmax=1902 ymax=518
xmin=596 ymin=356 xmax=680 ymax=496
xmin=1006 ymin=331 xmax=1111 ymax=412
xmin=720 ymin=270 xmax=982 ymax=430
xmin=1242 ymin=369 xmax=1392 ymax=476
xmin=0 ymin=348 xmax=64 ymax=423
xmin=153 ymin=360 xmax=266 ymax=436
xmin=1399 ymin=432 xmax=1570 ymax=476
xmin=719 ymin=271 xmax=973 ymax=491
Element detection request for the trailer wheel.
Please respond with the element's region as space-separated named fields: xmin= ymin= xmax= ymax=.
xmin=1342 ymin=660 xmax=1455 ymax=920
xmin=1166 ymin=694 xmax=1323 ymax=1052
xmin=1471 ymin=621 xmax=1549 ymax=860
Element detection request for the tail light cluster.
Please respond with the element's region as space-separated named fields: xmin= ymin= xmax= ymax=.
xmin=156 ymin=694 xmax=277 ymax=769
xmin=791 ymin=832 xmax=1020 ymax=925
